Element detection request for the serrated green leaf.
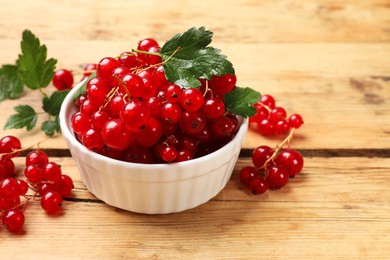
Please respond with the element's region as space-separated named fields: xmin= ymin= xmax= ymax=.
xmin=73 ymin=71 xmax=95 ymax=100
xmin=224 ymin=87 xmax=261 ymax=117
xmin=4 ymin=105 xmax=37 ymax=131
xmin=17 ymin=29 xmax=57 ymax=90
xmin=42 ymin=90 xmax=70 ymax=116
xmin=160 ymin=27 xmax=234 ymax=89
xmin=41 ymin=118 xmax=60 ymax=136
xmin=0 ymin=64 xmax=24 ymax=102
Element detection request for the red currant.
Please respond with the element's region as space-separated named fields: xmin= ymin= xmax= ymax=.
xmin=2 ymin=209 xmax=25 ymax=232
xmin=52 ymin=69 xmax=74 ymax=90
xmin=41 ymin=191 xmax=63 ymax=214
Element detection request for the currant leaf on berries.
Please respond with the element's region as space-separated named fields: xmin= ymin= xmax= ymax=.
xmin=160 ymin=27 xmax=234 ymax=89
xmin=224 ymin=87 xmax=261 ymax=117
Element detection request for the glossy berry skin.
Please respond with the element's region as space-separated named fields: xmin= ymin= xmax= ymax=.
xmin=239 ymin=166 xmax=258 ymax=186
xmin=52 ymin=69 xmax=74 ymax=90
xmin=179 ymin=111 xmax=206 ymax=135
xmin=209 ymin=74 xmax=237 ymax=95
xmin=101 ymin=119 xmax=132 ymax=150
xmin=43 ymin=162 xmax=62 ymax=183
xmin=160 ymin=146 xmax=177 ymax=162
xmin=161 ymin=102 xmax=182 ymax=123
xmin=202 ymin=97 xmax=225 ymax=119
xmin=288 ymin=114 xmax=304 ymax=129
xmin=71 ymin=112 xmax=91 ymax=135
xmin=260 ymin=94 xmax=275 ymax=109
xmin=0 ymin=178 xmax=19 ymax=199
xmin=120 ymin=101 xmax=151 ymax=133
xmin=25 ymin=150 xmax=49 ymax=168
xmin=266 ymin=166 xmax=289 ymax=189
xmin=2 ymin=209 xmax=25 ymax=232
xmin=97 ymin=57 xmax=120 ymax=81
xmin=275 ymin=149 xmax=304 ymax=177
xmin=248 ymin=176 xmax=269 ymax=195
xmin=179 ymin=88 xmax=204 ymax=112
xmin=41 ymin=191 xmax=63 ymax=214
xmin=24 ymin=164 xmax=43 ymax=182
xmin=252 ymin=145 xmax=274 ymax=169
xmin=0 ymin=135 xmax=21 ymax=158
xmin=54 ymin=175 xmax=74 ymax=196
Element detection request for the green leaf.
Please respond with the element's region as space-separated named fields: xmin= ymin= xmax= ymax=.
xmin=41 ymin=117 xmax=60 ymax=136
xmin=73 ymin=71 xmax=95 ymax=100
xmin=0 ymin=64 xmax=24 ymax=101
xmin=42 ymin=90 xmax=70 ymax=116
xmin=4 ymin=105 xmax=38 ymax=131
xmin=224 ymin=87 xmax=261 ymax=117
xmin=160 ymin=27 xmax=234 ymax=89
xmin=17 ymin=29 xmax=57 ymax=90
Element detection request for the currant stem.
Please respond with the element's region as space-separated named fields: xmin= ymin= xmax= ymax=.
xmin=0 ymin=138 xmax=49 ymax=157
xmin=131 ymin=49 xmax=162 ymax=57
xmin=261 ymin=127 xmax=296 ymax=170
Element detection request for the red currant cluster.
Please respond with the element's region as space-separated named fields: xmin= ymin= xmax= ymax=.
xmin=0 ymin=136 xmax=74 ymax=233
xmin=71 ymin=38 xmax=241 ymax=163
xmin=250 ymin=94 xmax=303 ymax=135
xmin=240 ymin=94 xmax=304 ymax=195
xmin=240 ymin=145 xmax=304 ymax=194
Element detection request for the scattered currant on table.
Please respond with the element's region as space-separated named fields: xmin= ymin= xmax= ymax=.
xmin=240 ymin=95 xmax=305 ymax=195
xmin=0 ymin=135 xmax=74 ymax=233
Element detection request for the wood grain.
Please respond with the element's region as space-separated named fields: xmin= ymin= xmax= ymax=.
xmin=0 ymin=0 xmax=389 ymax=259
xmin=1 ymin=157 xmax=389 ymax=259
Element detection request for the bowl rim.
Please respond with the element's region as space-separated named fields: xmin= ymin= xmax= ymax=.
xmin=59 ymin=81 xmax=249 ymax=170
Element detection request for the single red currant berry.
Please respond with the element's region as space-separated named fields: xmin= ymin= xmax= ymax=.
xmin=239 ymin=166 xmax=258 ymax=186
xmin=97 ymin=57 xmax=120 ymax=81
xmin=269 ymin=106 xmax=287 ymax=122
xmin=54 ymin=175 xmax=74 ymax=197
xmin=2 ymin=209 xmax=25 ymax=232
xmin=24 ymin=165 xmax=43 ymax=182
xmin=179 ymin=136 xmax=198 ymax=153
xmin=101 ymin=119 xmax=132 ymax=150
xmin=110 ymin=66 xmax=130 ymax=88
xmin=260 ymin=94 xmax=275 ymax=109
xmin=91 ymin=110 xmax=110 ymax=130
xmin=0 ymin=177 xmax=19 ymax=199
xmin=120 ymin=101 xmax=151 ymax=133
xmin=123 ymin=144 xmax=153 ymax=164
xmin=43 ymin=162 xmax=62 ymax=183
xmin=52 ymin=69 xmax=74 ymax=90
xmin=288 ymin=114 xmax=304 ymax=129
xmin=165 ymin=84 xmax=183 ymax=103
xmin=0 ymin=135 xmax=21 ymax=158
xmin=39 ymin=183 xmax=55 ymax=196
xmin=257 ymin=118 xmax=275 ymax=135
xmin=275 ymin=119 xmax=291 ymax=135
xmin=161 ymin=102 xmax=182 ymax=123
xmin=252 ymin=145 xmax=274 ymax=169
xmin=82 ymin=128 xmax=105 ymax=151
xmin=108 ymin=94 xmax=126 ymax=117
xmin=210 ymin=116 xmax=234 ymax=138
xmin=179 ymin=111 xmax=207 ymax=135
xmin=41 ymin=191 xmax=63 ymax=214
xmin=179 ymin=88 xmax=204 ymax=112
xmin=80 ymin=99 xmax=99 ymax=118
xmin=209 ymin=74 xmax=237 ymax=95
xmin=266 ymin=165 xmax=289 ymax=189
xmin=121 ymin=73 xmax=145 ymax=98
xmin=133 ymin=118 xmax=163 ymax=147
xmin=16 ymin=180 xmax=28 ymax=196
xmin=25 ymin=150 xmax=49 ymax=168
xmin=87 ymin=84 xmax=110 ymax=106
xmin=202 ymin=97 xmax=225 ymax=119
xmin=248 ymin=176 xmax=269 ymax=195
xmin=137 ymin=38 xmax=160 ymax=51
xmin=161 ymin=146 xmax=178 ymax=162
xmin=71 ymin=112 xmax=92 ymax=135
xmin=275 ymin=149 xmax=304 ymax=177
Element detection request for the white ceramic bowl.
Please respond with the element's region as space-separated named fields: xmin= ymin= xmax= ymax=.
xmin=60 ymin=82 xmax=248 ymax=214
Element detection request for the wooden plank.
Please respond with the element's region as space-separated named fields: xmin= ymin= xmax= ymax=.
xmin=0 ymin=0 xmax=389 ymax=43
xmin=1 ymin=157 xmax=389 ymax=259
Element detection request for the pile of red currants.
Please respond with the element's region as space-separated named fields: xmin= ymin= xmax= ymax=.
xmin=0 ymin=135 xmax=74 ymax=232
xmin=70 ymin=38 xmax=242 ymax=163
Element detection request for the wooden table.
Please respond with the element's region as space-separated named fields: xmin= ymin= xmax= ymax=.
xmin=1 ymin=0 xmax=389 ymax=258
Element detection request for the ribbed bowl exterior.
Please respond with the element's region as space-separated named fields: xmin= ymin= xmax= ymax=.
xmin=60 ymin=83 xmax=248 ymax=214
